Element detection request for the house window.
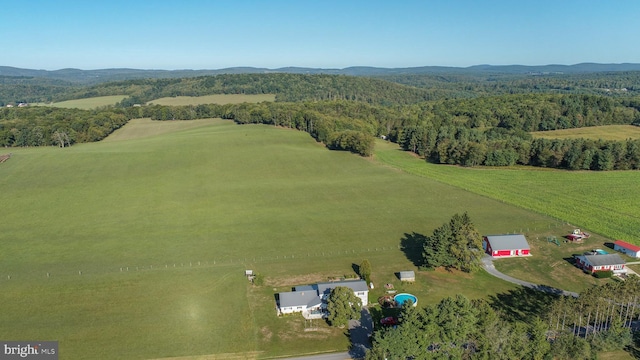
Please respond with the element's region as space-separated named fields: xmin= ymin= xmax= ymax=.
xmin=297 ymin=306 xmax=303 ymax=310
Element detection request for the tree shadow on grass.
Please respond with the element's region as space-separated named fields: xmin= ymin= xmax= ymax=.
xmin=488 ymin=286 xmax=560 ymax=323
xmin=629 ymin=331 xmax=640 ymax=359
xmin=352 ymin=263 xmax=360 ymax=277
xmin=400 ymin=232 xmax=426 ymax=267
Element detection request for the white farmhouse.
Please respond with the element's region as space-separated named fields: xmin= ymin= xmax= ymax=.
xmin=276 ymin=279 xmax=368 ymax=318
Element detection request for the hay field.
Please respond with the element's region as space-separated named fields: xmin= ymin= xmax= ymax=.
xmin=147 ymin=94 xmax=276 ymax=106
xmin=0 ymin=120 xmax=564 ymax=359
xmin=531 ymin=124 xmax=640 ymax=140
xmin=36 ymin=95 xmax=128 ymax=109
xmin=102 ymin=118 xmax=222 ymax=142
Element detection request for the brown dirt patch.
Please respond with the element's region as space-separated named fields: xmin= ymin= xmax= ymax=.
xmin=260 ymin=326 xmax=272 ymax=342
xmin=265 ymin=273 xmax=330 ymax=288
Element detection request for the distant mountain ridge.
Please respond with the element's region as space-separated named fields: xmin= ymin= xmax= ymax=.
xmin=2 ymin=63 xmax=640 ymax=84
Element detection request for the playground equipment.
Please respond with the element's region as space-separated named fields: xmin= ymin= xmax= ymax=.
xmin=547 ymin=236 xmax=560 ymax=246
xmin=566 ymin=229 xmax=590 ymax=242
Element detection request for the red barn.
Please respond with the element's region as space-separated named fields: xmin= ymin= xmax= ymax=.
xmin=613 ymin=240 xmax=640 ymax=258
xmin=483 ymin=234 xmax=531 ymax=258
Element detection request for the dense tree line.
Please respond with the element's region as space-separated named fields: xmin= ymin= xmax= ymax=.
xmin=397 ymin=94 xmax=640 ymax=170
xmin=367 ymin=295 xmax=552 ymax=360
xmin=142 ymin=92 xmax=640 ymax=168
xmin=546 ymin=277 xmax=640 ymax=345
xmin=140 ymin=101 xmax=380 ymax=156
xmin=381 ymin=71 xmax=640 ymax=98
xmin=400 ymin=125 xmax=640 ymax=170
xmin=0 ymin=107 xmax=133 ymax=147
xmin=366 ymin=277 xmax=639 ymax=360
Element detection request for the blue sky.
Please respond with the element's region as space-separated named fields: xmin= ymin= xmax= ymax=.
xmin=1 ymin=0 xmax=638 ymax=70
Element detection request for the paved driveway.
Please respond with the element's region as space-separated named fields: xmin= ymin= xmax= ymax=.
xmin=482 ymin=255 xmax=579 ymax=297
xmin=348 ymin=307 xmax=373 ymax=358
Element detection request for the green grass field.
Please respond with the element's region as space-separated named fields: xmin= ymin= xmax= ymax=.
xmin=531 ymin=124 xmax=640 ymax=140
xmin=0 ymin=119 xmax=567 ymax=359
xmin=34 ymin=95 xmax=128 ymax=109
xmin=374 ymin=140 xmax=640 ymax=246
xmin=147 ymin=94 xmax=276 ymax=106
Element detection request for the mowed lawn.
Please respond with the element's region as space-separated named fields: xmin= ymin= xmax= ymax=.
xmin=35 ymin=95 xmax=128 ymax=109
xmin=147 ymin=94 xmax=276 ymax=106
xmin=0 ymin=120 xmax=570 ymax=359
xmin=531 ymin=124 xmax=640 ymax=140
xmin=374 ymin=140 xmax=640 ymax=246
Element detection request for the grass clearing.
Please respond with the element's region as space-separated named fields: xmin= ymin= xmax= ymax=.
xmin=147 ymin=94 xmax=275 ymax=106
xmin=102 ymin=118 xmax=223 ymax=142
xmin=374 ymin=140 xmax=640 ymax=246
xmin=0 ymin=120 xmax=616 ymax=358
xmin=531 ymin=124 xmax=640 ymax=140
xmin=34 ymin=95 xmax=127 ymax=109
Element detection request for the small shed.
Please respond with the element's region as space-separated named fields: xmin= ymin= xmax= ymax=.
xmin=398 ymin=271 xmax=415 ymax=282
xmin=613 ymin=240 xmax=640 ymax=258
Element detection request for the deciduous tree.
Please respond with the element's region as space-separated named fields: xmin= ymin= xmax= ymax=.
xmin=326 ymin=286 xmax=361 ymax=328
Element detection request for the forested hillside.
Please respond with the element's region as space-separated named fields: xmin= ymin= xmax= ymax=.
xmin=380 ymin=71 xmax=640 ymax=98
xmin=0 ymin=76 xmax=77 ymax=105
xmin=2 ymin=71 xmax=640 ymax=170
xmin=134 ymin=93 xmax=640 ymax=169
xmin=91 ymin=74 xmax=448 ymax=106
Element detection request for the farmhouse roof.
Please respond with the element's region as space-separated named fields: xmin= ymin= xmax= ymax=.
xmin=614 ymin=240 xmax=640 ymax=252
xmin=582 ymin=254 xmax=625 ymax=267
xmin=316 ymin=279 xmax=368 ymax=296
xmin=278 ymin=291 xmax=321 ymax=308
xmin=294 ymin=285 xmax=316 ymax=292
xmin=485 ymin=234 xmax=530 ymax=251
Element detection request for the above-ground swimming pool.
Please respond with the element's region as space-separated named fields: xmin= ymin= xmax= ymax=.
xmin=394 ymin=293 xmax=418 ymax=307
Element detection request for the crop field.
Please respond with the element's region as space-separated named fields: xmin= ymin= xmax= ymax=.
xmin=35 ymin=95 xmax=128 ymax=109
xmin=147 ymin=94 xmax=276 ymax=106
xmin=374 ymin=140 xmax=640 ymax=246
xmin=531 ymin=124 xmax=640 ymax=140
xmin=0 ymin=119 xmax=565 ymax=359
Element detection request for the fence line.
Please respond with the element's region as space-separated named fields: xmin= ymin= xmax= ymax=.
xmin=3 ymin=221 xmax=568 ymax=282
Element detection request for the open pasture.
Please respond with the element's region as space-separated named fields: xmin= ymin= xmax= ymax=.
xmin=35 ymin=95 xmax=128 ymax=109
xmin=0 ymin=120 xmax=592 ymax=358
xmin=102 ymin=118 xmax=220 ymax=142
xmin=147 ymin=94 xmax=276 ymax=106
xmin=531 ymin=124 xmax=640 ymax=140
xmin=375 ymin=140 xmax=640 ymax=246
